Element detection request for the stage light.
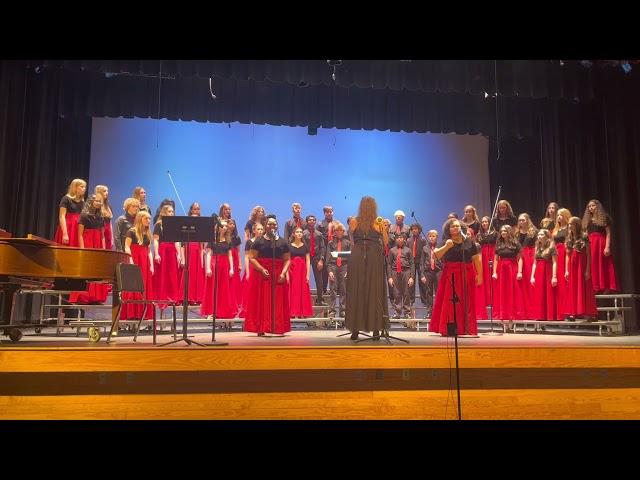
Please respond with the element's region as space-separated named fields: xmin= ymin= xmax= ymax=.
xmin=559 ymin=60 xmax=565 ymax=66
xmin=327 ymin=60 xmax=342 ymax=67
xmin=308 ymin=126 xmax=318 ymax=136
xmin=34 ymin=66 xmax=42 ymax=74
xmin=580 ymin=60 xmax=593 ymax=68
xmin=484 ymin=91 xmax=488 ymax=98
xmin=298 ymin=80 xmax=309 ymax=88
xmin=621 ymin=61 xmax=632 ymax=74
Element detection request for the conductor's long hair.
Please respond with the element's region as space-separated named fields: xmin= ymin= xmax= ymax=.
xmin=355 ymin=196 xmax=378 ymax=234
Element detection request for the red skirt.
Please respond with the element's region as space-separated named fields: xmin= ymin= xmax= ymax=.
xmin=475 ymin=243 xmax=495 ymax=319
xmin=429 ymin=262 xmax=477 ymax=336
xmin=566 ymin=249 xmax=598 ymax=317
xmin=288 ymin=256 xmax=313 ymax=317
xmin=530 ymin=258 xmax=557 ymax=320
xmin=229 ymin=247 xmax=243 ymax=313
xmin=181 ymin=242 xmax=205 ymax=303
xmin=588 ymin=232 xmax=618 ymax=293
xmin=121 ymin=243 xmax=154 ymax=320
xmin=54 ymin=213 xmax=81 ymax=247
xmin=555 ymin=243 xmax=569 ymax=317
xmin=153 ymin=242 xmax=181 ymax=303
xmin=494 ymin=257 xmax=523 ymax=320
xmin=517 ymin=246 xmax=535 ymax=319
xmin=237 ymin=270 xmax=250 ymax=318
xmin=245 ymin=258 xmax=291 ymax=334
xmin=200 ymin=253 xmax=236 ymax=318
xmin=69 ymin=228 xmax=109 ymax=304
xmin=104 ymin=220 xmax=114 ymax=250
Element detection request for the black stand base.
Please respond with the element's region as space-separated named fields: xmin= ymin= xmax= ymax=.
xmin=160 ymin=336 xmax=214 ymax=347
xmin=337 ymin=330 xmax=371 ymax=338
xmin=356 ymin=329 xmax=409 ymax=344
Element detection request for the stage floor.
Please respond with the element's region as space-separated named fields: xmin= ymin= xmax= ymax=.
xmin=2 ymin=327 xmax=640 ymax=348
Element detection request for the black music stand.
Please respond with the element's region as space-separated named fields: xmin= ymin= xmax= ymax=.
xmin=160 ymin=216 xmax=227 ymax=347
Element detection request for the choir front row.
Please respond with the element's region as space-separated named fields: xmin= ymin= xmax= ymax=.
xmin=53 ymin=179 xmax=618 ymax=337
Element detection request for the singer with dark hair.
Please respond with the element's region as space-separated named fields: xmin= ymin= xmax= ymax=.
xmin=246 ymin=215 xmax=291 ymax=336
xmin=344 ymin=196 xmax=389 ymax=340
xmin=428 ymin=218 xmax=482 ymax=336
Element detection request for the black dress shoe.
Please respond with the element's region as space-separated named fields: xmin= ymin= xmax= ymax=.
xmin=257 ymin=332 xmax=265 ymax=336
xmin=350 ymin=331 xmax=359 ymax=340
xmin=372 ymin=330 xmax=380 ymax=339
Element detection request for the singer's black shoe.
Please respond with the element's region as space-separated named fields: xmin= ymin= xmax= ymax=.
xmin=350 ymin=331 xmax=359 ymax=341
xmin=372 ymin=330 xmax=380 ymax=340
xmin=257 ymin=332 xmax=265 ymax=337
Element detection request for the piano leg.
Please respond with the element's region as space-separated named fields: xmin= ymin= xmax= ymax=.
xmin=1 ymin=284 xmax=19 ymax=327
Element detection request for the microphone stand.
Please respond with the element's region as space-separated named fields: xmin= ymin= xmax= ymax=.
xmin=448 ymin=272 xmax=463 ymax=420
xmin=482 ymin=185 xmax=503 ymax=336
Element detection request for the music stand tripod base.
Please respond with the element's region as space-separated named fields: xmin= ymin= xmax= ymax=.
xmin=356 ymin=329 xmax=409 ymax=344
xmin=338 ymin=330 xmax=372 ymax=338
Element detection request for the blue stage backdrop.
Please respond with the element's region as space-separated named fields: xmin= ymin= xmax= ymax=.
xmin=89 ymin=117 xmax=490 ymax=249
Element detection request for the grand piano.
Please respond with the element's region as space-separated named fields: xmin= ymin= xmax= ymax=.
xmin=0 ymin=234 xmax=129 ymax=340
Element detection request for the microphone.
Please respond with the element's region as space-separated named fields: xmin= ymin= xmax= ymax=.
xmin=411 ymin=211 xmax=415 ymax=218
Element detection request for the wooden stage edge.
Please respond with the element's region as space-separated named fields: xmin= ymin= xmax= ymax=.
xmin=2 ymin=344 xmax=640 ymax=420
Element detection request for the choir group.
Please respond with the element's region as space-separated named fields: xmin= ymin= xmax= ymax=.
xmin=54 ymin=178 xmax=619 ymax=337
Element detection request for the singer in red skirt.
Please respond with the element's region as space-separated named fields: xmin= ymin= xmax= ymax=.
xmin=153 ymin=204 xmax=182 ymax=305
xmin=245 ymin=215 xmax=291 ymax=336
xmin=69 ymin=193 xmax=109 ymax=304
xmin=475 ymin=216 xmax=497 ymax=320
xmin=565 ymin=217 xmax=598 ymax=319
xmin=429 ymin=218 xmax=482 ymax=336
xmin=120 ymin=212 xmax=155 ymax=320
xmin=54 ymin=178 xmax=86 ymax=247
xmin=516 ymin=213 xmax=538 ymax=319
xmin=95 ymin=185 xmax=114 ymax=250
xmin=178 ymin=202 xmax=206 ymax=303
xmin=492 ymin=225 xmax=523 ymax=320
xmin=238 ymin=223 xmax=265 ymax=318
xmin=200 ymin=221 xmax=236 ymax=320
xmin=530 ymin=229 xmax=558 ymax=321
xmin=582 ymin=199 xmax=618 ymax=293
xmin=553 ymin=208 xmax=572 ymax=318
xmin=227 ymin=218 xmax=244 ymax=314
xmin=288 ymin=227 xmax=313 ymax=318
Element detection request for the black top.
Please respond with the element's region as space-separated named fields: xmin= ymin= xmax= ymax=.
xmin=79 ymin=213 xmax=104 ymax=230
xmin=587 ymin=215 xmax=611 ymax=234
xmin=244 ymin=239 xmax=254 ymax=252
xmin=553 ymin=227 xmax=568 ymax=244
xmin=231 ymin=235 xmax=242 ymax=248
xmin=209 ymin=241 xmax=230 ymax=254
xmin=496 ymin=244 xmax=521 ymax=259
xmin=289 ymin=243 xmax=309 ymax=258
xmin=440 ymin=239 xmax=480 ymax=263
xmin=535 ymin=246 xmax=557 ymax=260
xmin=462 ymin=220 xmax=481 ymax=236
xmin=251 ymin=236 xmax=290 ymax=258
xmin=477 ymin=231 xmax=498 ymax=245
xmin=127 ymin=228 xmax=151 ymax=247
xmin=153 ymin=223 xmax=167 ymax=242
xmin=59 ymin=195 xmax=84 ymax=214
xmin=115 ymin=214 xmax=135 ymax=252
xmin=518 ymin=231 xmax=537 ymax=248
xmin=493 ymin=216 xmax=517 ymax=230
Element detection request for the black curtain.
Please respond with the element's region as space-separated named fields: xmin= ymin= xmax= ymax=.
xmin=0 ymin=61 xmax=92 ymax=240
